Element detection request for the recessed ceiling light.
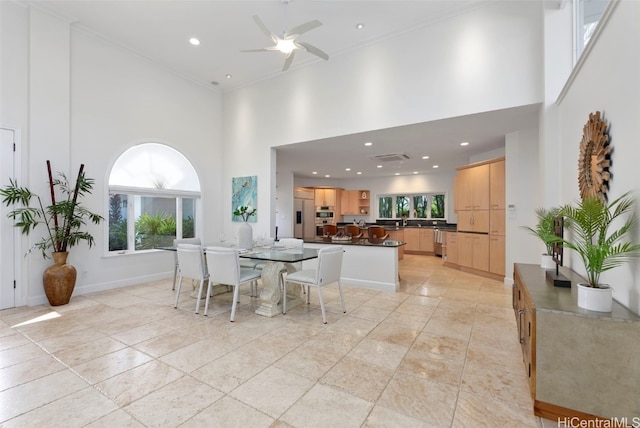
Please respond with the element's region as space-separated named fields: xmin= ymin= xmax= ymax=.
xmin=413 ymin=171 xmax=418 ymax=174
xmin=356 ymin=23 xmax=364 ymax=30
xmin=394 ymin=173 xmax=400 ymax=176
xmin=422 ymin=155 xmax=430 ymax=159
xmin=210 ymin=81 xmax=219 ymax=86
xmin=377 ymin=165 xmax=383 ymax=168
xmin=433 ymin=165 xmax=439 ymax=168
xmin=364 ymin=142 xmax=373 ymax=147
xmin=225 ymin=74 xmax=232 ymax=79
xmin=312 ymin=171 xmax=318 ymax=175
xmin=324 ymin=174 xmax=330 ymax=178
xmin=460 ymin=141 xmax=469 ymax=146
xmin=357 ymin=171 xmax=362 ymax=175
xmin=189 ymin=37 xmax=200 ymax=46
xmin=345 ymin=168 xmax=351 ymax=171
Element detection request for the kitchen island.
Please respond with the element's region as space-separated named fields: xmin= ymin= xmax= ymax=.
xmin=302 ymin=239 xmax=405 ymax=292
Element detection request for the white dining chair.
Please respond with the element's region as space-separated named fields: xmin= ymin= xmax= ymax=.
xmin=283 ymin=245 xmax=346 ymax=324
xmin=204 ymin=246 xmax=262 ymax=322
xmin=172 ymin=238 xmax=201 ymax=290
xmin=175 ymin=243 xmax=209 ymax=313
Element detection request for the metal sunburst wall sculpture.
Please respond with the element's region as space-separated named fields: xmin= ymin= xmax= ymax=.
xmin=578 ymin=111 xmax=611 ymax=202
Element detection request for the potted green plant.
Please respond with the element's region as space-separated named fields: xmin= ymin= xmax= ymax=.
xmin=0 ymin=161 xmax=104 ymax=305
xmin=522 ymin=206 xmax=562 ymax=269
xmin=233 ymin=205 xmax=256 ymax=250
xmin=557 ymin=191 xmax=640 ymax=312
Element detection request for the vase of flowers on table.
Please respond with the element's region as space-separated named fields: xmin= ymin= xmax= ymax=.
xmin=234 ymin=205 xmax=256 ymax=250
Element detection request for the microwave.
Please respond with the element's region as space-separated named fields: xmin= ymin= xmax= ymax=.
xmin=316 ymin=211 xmax=334 ymax=219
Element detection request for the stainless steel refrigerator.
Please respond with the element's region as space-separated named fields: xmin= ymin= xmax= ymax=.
xmin=294 ymin=198 xmax=316 ymax=240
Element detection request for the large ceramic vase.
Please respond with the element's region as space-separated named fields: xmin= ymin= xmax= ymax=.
xmin=577 ymin=283 xmax=612 ymax=312
xmin=540 ymin=254 xmax=556 ymax=269
xmin=238 ymin=222 xmax=253 ymax=250
xmin=43 ymin=251 xmax=77 ymax=306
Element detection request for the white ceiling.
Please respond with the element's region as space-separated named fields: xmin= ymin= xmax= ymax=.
xmin=32 ymin=0 xmax=540 ymax=179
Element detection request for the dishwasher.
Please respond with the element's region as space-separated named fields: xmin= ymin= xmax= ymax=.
xmin=434 ymin=228 xmax=443 ymax=257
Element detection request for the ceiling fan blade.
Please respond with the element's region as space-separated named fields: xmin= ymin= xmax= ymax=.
xmin=241 ymin=47 xmax=279 ymax=53
xmin=282 ymin=51 xmax=296 ymax=71
xmin=252 ymin=15 xmax=279 ymax=44
xmin=285 ymin=20 xmax=322 ymax=38
xmin=296 ymin=41 xmax=329 ymax=61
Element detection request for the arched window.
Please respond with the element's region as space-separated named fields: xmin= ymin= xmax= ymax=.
xmin=108 ymin=143 xmax=200 ymax=253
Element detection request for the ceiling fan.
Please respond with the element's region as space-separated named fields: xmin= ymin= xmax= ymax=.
xmin=241 ymin=2 xmax=329 ymax=71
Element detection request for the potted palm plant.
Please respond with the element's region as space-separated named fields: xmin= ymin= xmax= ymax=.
xmin=557 ymin=191 xmax=640 ymax=312
xmin=0 ymin=161 xmax=104 ymax=305
xmin=522 ymin=206 xmax=562 ymax=269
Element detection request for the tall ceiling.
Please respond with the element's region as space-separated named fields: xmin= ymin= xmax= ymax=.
xmin=31 ymin=0 xmax=540 ymax=179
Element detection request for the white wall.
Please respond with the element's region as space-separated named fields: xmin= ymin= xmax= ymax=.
xmin=554 ymin=0 xmax=640 ymax=312
xmin=1 ymin=4 xmax=222 ymax=305
xmin=223 ymin=0 xmax=544 ymax=244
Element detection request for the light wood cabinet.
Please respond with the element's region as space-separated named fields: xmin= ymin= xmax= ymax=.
xmin=403 ymin=228 xmax=435 ymax=253
xmin=457 ymin=164 xmax=489 ymax=210
xmin=315 ymin=188 xmax=336 ymax=206
xmin=444 ymin=232 xmax=458 ymax=264
xmin=489 ymin=235 xmax=505 ymax=276
xmin=458 ymin=232 xmax=489 ymax=271
xmin=490 ymin=160 xmax=505 ymax=210
xmin=457 ymin=209 xmax=489 ymax=233
xmin=489 ymin=209 xmax=505 ymax=236
xmin=386 ymin=229 xmax=404 ymax=260
xmin=340 ymin=190 xmax=370 ymax=215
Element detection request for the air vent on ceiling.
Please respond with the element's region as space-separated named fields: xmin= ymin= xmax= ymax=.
xmin=371 ymin=153 xmax=410 ymax=162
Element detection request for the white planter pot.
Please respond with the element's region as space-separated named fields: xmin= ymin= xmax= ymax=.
xmin=577 ymin=283 xmax=612 ymax=312
xmin=237 ymin=222 xmax=253 ymax=250
xmin=541 ymin=254 xmax=556 ymax=269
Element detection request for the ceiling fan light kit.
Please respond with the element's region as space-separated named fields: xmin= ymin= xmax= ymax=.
xmin=241 ymin=1 xmax=329 ymax=71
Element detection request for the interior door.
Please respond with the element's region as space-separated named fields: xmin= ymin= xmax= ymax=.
xmin=0 ymin=128 xmax=16 ymax=309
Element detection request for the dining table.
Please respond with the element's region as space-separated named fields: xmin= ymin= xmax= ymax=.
xmin=239 ymin=246 xmax=319 ymax=317
xmin=160 ymin=243 xmax=319 ymax=318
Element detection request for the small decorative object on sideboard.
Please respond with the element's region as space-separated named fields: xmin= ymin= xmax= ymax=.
xmin=557 ymin=191 xmax=640 ymax=312
xmin=522 ymin=206 xmax=563 ymax=270
xmin=0 ymin=161 xmax=104 ymax=306
xmin=234 ymin=205 xmax=256 ymax=250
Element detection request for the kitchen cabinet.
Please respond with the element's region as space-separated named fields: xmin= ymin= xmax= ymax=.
xmin=513 ymin=264 xmax=640 ymax=420
xmin=489 ymin=235 xmax=505 ymax=276
xmin=456 ymin=163 xmax=489 ymax=211
xmin=403 ymin=228 xmax=434 ymax=254
xmin=457 ymin=232 xmax=489 ymax=271
xmin=315 ymin=188 xmax=336 ymax=206
xmin=457 ymin=210 xmax=489 ymax=233
xmin=341 ymin=190 xmax=370 ymax=215
xmin=443 ymin=232 xmax=458 ymax=265
xmin=490 ymin=160 xmax=505 ymax=210
xmin=385 ymin=229 xmax=404 ymax=260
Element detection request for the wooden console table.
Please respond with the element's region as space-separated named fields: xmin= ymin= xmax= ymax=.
xmin=513 ymin=263 xmax=640 ymax=420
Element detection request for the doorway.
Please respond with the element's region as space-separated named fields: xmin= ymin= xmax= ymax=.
xmin=0 ymin=127 xmax=18 ymax=309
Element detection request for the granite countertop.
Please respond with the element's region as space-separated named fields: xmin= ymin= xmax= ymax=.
xmin=303 ymin=238 xmax=405 ymax=247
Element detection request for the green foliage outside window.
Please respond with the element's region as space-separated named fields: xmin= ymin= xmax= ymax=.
xmin=396 ymin=196 xmax=410 ymax=218
xmin=431 ymin=194 xmax=445 ymax=218
xmin=135 ymin=212 xmax=176 ymax=250
xmin=379 ymin=196 xmax=392 ymax=218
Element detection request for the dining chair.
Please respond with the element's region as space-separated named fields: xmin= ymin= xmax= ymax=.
xmin=367 ymin=226 xmax=389 ymax=244
xmin=174 ymin=243 xmax=209 ymax=314
xmin=172 ymin=238 xmax=201 ymax=290
xmin=344 ymin=224 xmax=363 ymax=239
xmin=283 ymin=245 xmax=346 ymax=324
xmin=204 ymin=246 xmax=262 ymax=321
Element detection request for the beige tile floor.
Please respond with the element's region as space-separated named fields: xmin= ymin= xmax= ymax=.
xmin=0 ymin=254 xmax=554 ymax=427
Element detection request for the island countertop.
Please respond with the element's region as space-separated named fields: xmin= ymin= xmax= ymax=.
xmin=302 ymin=239 xmax=405 ymax=247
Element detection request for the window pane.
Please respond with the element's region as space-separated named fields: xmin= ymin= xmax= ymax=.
xmin=109 ymin=193 xmax=128 ymax=251
xmin=396 ymin=196 xmax=410 ymax=218
xmin=135 ymin=196 xmax=177 ymax=250
xmin=182 ymin=198 xmax=196 ymax=239
xmin=431 ymin=194 xmax=445 ymax=218
xmin=378 ymin=196 xmax=392 ymax=218
xmin=109 ymin=143 xmax=200 ymax=191
xmin=413 ymin=195 xmax=428 ymax=218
